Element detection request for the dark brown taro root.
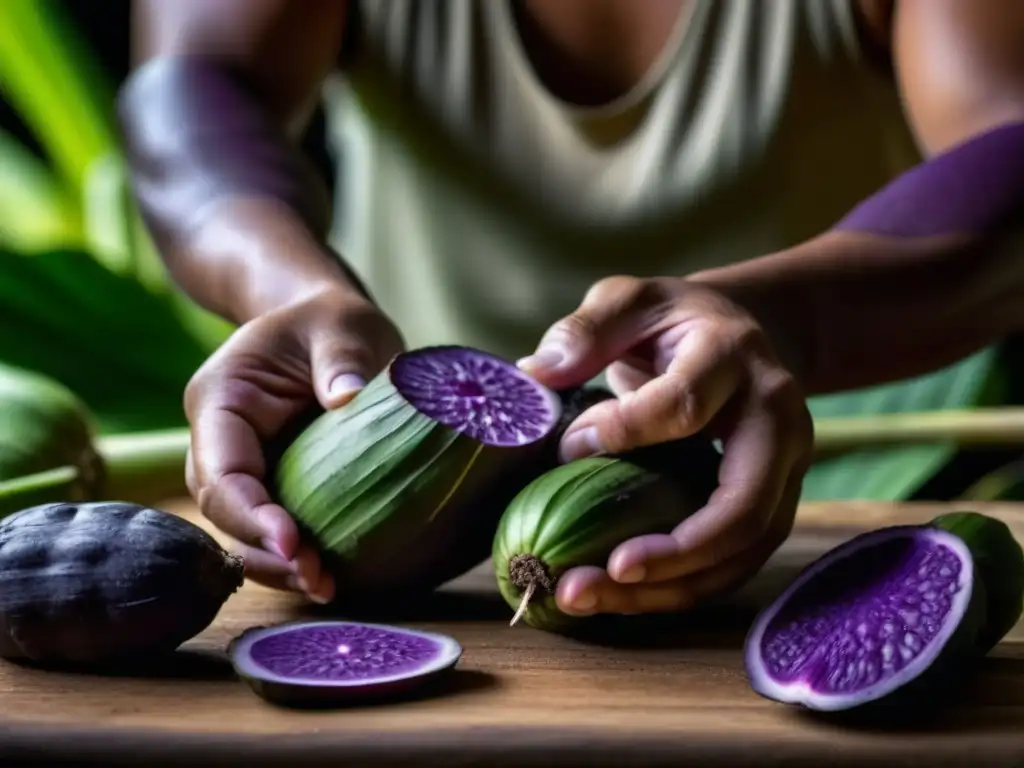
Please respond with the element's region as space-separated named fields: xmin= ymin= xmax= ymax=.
xmin=0 ymin=501 xmax=244 ymax=665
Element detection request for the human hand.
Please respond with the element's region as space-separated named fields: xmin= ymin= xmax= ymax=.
xmin=183 ymin=287 xmax=404 ymax=603
xmin=518 ymin=275 xmax=814 ymax=617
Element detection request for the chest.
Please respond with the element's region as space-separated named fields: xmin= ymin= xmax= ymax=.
xmin=509 ymin=0 xmax=694 ymax=106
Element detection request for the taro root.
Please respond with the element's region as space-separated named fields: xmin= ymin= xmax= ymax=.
xmin=229 ymin=620 xmax=463 ymax=708
xmin=931 ymin=511 xmax=1024 ymax=652
xmin=272 ymin=345 xmax=564 ymax=601
xmin=741 ymin=513 xmax=1024 ymax=712
xmin=0 ymin=501 xmax=244 ymax=665
xmin=0 ymin=362 xmax=191 ymax=516
xmin=0 ymin=362 xmax=103 ymax=504
xmin=492 ymin=433 xmax=722 ymax=631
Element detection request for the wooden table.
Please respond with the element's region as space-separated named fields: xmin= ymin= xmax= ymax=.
xmin=0 ymin=500 xmax=1022 ymax=767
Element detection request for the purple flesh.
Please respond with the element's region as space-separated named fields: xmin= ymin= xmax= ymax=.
xmin=744 ymin=527 xmax=974 ymax=711
xmin=391 ymin=347 xmax=560 ymax=447
xmin=231 ymin=621 xmax=462 ymax=689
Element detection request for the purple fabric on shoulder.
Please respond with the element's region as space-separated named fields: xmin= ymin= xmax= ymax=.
xmin=834 ymin=121 xmax=1024 ymax=238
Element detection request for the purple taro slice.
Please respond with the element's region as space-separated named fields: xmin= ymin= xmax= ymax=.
xmin=230 ymin=620 xmax=463 ymax=707
xmin=390 ymin=346 xmax=561 ymax=447
xmin=744 ymin=526 xmax=980 ymax=712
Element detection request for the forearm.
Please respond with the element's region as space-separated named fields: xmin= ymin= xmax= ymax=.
xmin=117 ymin=57 xmax=367 ymax=324
xmin=690 ymin=122 xmax=1024 ymax=395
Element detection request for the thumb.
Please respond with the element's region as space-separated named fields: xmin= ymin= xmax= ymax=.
xmin=518 ymin=276 xmax=662 ymax=389
xmin=308 ymin=333 xmax=381 ymax=410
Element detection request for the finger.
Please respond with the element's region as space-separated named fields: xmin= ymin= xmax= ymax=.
xmin=559 ymin=327 xmax=743 ymax=461
xmin=202 ymin=472 xmax=301 ymax=561
xmin=308 ymin=309 xmax=403 ymax=410
xmin=518 ymin=276 xmax=674 ymax=389
xmin=658 ymin=473 xmax=802 ymax=604
xmin=229 ymin=541 xmax=335 ymax=604
xmin=187 ymin=375 xmax=301 ymax=559
xmin=185 ymin=445 xmax=198 ymax=500
xmin=556 ymin=564 xmax=690 ymax=615
xmin=609 ymin=389 xmax=800 ymax=582
xmin=556 ymin=483 xmax=799 ymax=617
xmin=606 ymin=357 xmax=654 ymax=396
xmin=309 ymin=335 xmax=374 ymax=410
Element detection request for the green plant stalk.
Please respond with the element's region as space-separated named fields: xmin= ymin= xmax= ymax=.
xmin=814 ymin=407 xmax=1024 ymax=456
xmin=0 ymin=465 xmax=86 ymax=518
xmin=1 ymin=406 xmax=1016 ymax=519
xmin=97 ymin=428 xmax=192 ymax=503
xmin=0 ymin=429 xmax=191 ymax=518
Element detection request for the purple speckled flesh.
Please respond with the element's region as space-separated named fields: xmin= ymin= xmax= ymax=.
xmin=246 ymin=623 xmax=443 ymax=682
xmin=758 ymin=534 xmax=964 ymax=695
xmin=391 ymin=347 xmax=558 ymax=446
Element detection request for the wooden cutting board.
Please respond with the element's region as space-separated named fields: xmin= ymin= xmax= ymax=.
xmin=0 ymin=499 xmax=1022 ymax=767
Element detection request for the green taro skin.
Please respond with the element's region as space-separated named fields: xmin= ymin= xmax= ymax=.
xmin=0 ymin=362 xmax=103 ymax=498
xmin=493 ymin=439 xmax=721 ymax=632
xmin=273 ymin=345 xmax=565 ymax=602
xmin=931 ymin=511 xmax=1024 ymax=652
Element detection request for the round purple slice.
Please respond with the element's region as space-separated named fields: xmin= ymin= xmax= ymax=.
xmin=744 ymin=526 xmax=976 ymax=711
xmin=230 ymin=620 xmax=463 ymax=706
xmin=390 ymin=346 xmax=561 ymax=447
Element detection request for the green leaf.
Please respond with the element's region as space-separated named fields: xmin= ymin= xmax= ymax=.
xmin=0 ymin=247 xmax=213 ymax=433
xmin=801 ymin=346 xmax=1002 ymax=501
xmin=0 ymin=0 xmax=117 ymax=199
xmin=960 ymin=455 xmax=1024 ymax=502
xmin=0 ymin=128 xmax=83 ymax=250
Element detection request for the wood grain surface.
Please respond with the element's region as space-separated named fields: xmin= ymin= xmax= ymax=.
xmin=0 ymin=499 xmax=1022 ymax=767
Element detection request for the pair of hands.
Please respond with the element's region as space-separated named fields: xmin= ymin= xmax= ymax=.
xmin=184 ymin=275 xmax=815 ymax=615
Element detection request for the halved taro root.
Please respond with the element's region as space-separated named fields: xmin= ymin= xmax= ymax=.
xmin=744 ymin=525 xmax=986 ymax=712
xmin=273 ymin=346 xmax=564 ymax=600
xmin=229 ymin=620 xmax=463 ymax=707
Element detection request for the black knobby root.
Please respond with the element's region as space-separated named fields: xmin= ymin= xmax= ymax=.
xmin=508 ymin=553 xmax=555 ymax=627
xmin=199 ymin=546 xmax=246 ymax=599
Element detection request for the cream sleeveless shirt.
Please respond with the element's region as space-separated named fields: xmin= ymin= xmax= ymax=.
xmin=322 ymin=0 xmax=920 ymax=361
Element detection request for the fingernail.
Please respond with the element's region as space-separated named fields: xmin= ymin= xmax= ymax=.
xmin=617 ymin=564 xmax=646 ymax=584
xmin=517 ymin=347 xmax=565 ymax=373
xmin=261 ymin=537 xmax=288 ymax=561
xmin=569 ymin=591 xmax=598 ymax=614
xmin=309 ymin=573 xmax=335 ymax=605
xmin=328 ymin=373 xmax=366 ymax=400
xmin=559 ymin=426 xmax=603 ymax=462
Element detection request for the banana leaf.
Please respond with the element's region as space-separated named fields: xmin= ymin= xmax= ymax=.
xmin=801 ymin=345 xmax=1005 ymax=501
xmin=0 ymin=247 xmax=211 ymax=433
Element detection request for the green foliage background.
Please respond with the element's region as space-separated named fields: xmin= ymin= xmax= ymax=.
xmin=0 ymin=0 xmax=1019 ymax=500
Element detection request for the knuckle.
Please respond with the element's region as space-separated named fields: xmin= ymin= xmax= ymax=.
xmin=759 ymin=369 xmax=802 ymax=412
xmin=182 ymin=367 xmax=211 ymax=421
xmin=585 ymin=274 xmax=642 ymax=304
xmin=600 ymin=404 xmax=638 ymax=454
xmin=728 ymin=320 xmax=768 ymax=357
xmin=663 ymin=376 xmax=706 ymax=432
xmin=553 ymin=310 xmax=599 ymax=344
